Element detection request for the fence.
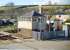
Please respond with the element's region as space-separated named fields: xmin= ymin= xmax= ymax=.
xmin=32 ymin=31 xmax=65 ymax=40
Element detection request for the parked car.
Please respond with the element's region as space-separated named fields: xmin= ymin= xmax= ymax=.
xmin=0 ymin=19 xmax=16 ymax=26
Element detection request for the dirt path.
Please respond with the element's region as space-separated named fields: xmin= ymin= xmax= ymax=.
xmin=0 ymin=39 xmax=70 ymax=50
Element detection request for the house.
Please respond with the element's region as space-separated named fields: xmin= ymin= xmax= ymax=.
xmin=17 ymin=10 xmax=46 ymax=39
xmin=17 ymin=10 xmax=46 ymax=31
xmin=32 ymin=11 xmax=46 ymax=31
xmin=17 ymin=11 xmax=33 ymax=30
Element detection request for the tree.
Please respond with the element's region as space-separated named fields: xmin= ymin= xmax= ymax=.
xmin=64 ymin=5 xmax=70 ymax=9
xmin=65 ymin=19 xmax=70 ymax=23
xmin=5 ymin=2 xmax=16 ymax=19
xmin=48 ymin=1 xmax=52 ymax=5
xmin=5 ymin=2 xmax=14 ymax=7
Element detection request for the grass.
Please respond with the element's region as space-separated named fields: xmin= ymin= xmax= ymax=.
xmin=16 ymin=29 xmax=32 ymax=39
xmin=0 ymin=25 xmax=16 ymax=32
xmin=0 ymin=40 xmax=14 ymax=45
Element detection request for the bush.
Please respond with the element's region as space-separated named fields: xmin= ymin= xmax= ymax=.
xmin=65 ymin=19 xmax=70 ymax=23
xmin=5 ymin=29 xmax=17 ymax=33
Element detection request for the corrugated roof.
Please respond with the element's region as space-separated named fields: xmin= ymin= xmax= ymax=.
xmin=21 ymin=11 xmax=44 ymax=17
xmin=21 ymin=11 xmax=34 ymax=17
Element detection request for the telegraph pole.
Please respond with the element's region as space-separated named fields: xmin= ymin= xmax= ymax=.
xmin=38 ymin=3 xmax=42 ymax=35
xmin=39 ymin=4 xmax=42 ymax=14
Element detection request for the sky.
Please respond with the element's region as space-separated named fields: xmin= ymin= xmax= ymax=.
xmin=0 ymin=0 xmax=70 ymax=6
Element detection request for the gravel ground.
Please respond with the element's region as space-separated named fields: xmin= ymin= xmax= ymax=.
xmin=0 ymin=39 xmax=70 ymax=50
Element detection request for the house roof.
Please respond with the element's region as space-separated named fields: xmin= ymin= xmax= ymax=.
xmin=55 ymin=12 xmax=64 ymax=15
xmin=21 ymin=11 xmax=44 ymax=17
xmin=21 ymin=11 xmax=34 ymax=17
xmin=32 ymin=11 xmax=44 ymax=17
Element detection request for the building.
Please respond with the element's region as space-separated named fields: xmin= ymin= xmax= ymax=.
xmin=17 ymin=10 xmax=46 ymax=31
xmin=17 ymin=10 xmax=46 ymax=38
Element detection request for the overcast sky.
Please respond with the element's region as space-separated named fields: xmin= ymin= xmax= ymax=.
xmin=0 ymin=0 xmax=70 ymax=6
